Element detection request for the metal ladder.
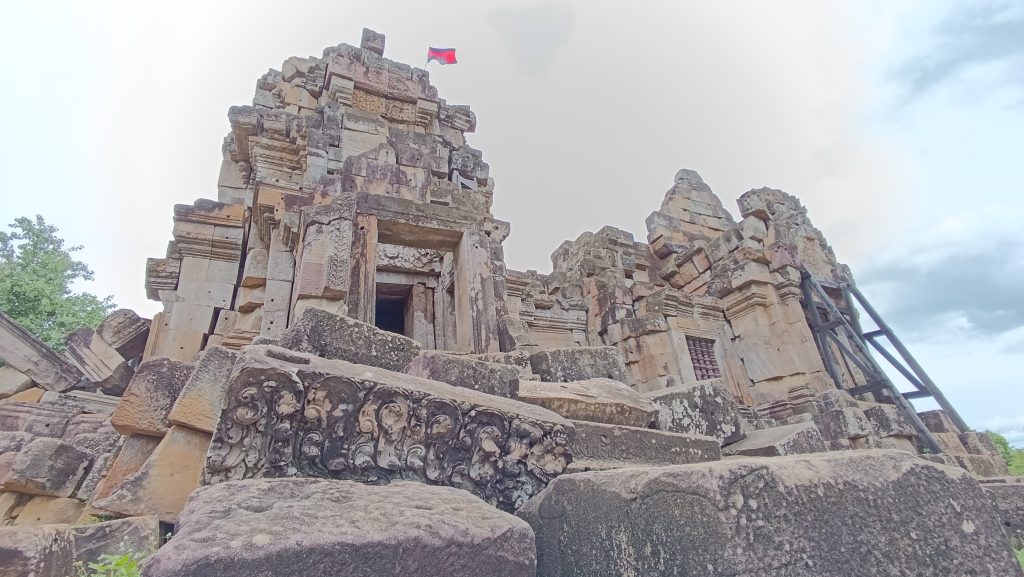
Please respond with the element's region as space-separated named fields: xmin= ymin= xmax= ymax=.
xmin=798 ymin=267 xmax=966 ymax=455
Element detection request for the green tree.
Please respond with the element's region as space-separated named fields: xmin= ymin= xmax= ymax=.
xmin=986 ymin=431 xmax=1024 ymax=476
xmin=987 ymin=430 xmax=1015 ymax=464
xmin=0 ymin=216 xmax=114 ymax=350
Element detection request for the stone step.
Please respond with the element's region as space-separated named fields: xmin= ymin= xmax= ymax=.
xmin=568 ymin=420 xmax=720 ymax=472
xmin=518 ymin=450 xmax=1023 ymax=577
xmin=722 ymin=421 xmax=827 ymax=457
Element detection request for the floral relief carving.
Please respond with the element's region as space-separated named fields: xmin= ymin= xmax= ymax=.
xmin=204 ymin=357 xmax=573 ymax=510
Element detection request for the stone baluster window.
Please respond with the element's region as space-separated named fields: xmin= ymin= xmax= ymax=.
xmin=685 ymin=336 xmax=721 ymax=380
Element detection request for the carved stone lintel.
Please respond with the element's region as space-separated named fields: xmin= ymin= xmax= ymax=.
xmin=204 ymin=345 xmax=573 ymax=511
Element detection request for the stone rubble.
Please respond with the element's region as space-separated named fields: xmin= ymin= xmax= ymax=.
xmin=0 ymin=27 xmax=1018 ymax=577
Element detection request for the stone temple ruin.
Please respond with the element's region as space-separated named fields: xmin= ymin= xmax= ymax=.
xmin=1 ymin=28 xmax=1024 ymax=576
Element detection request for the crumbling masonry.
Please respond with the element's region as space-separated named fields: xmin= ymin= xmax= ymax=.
xmin=1 ymin=28 xmax=1022 ymax=577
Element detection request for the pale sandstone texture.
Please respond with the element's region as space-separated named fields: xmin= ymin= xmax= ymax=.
xmin=110 ymin=358 xmax=194 ymax=437
xmin=0 ymin=436 xmax=92 ymax=497
xmin=405 ymin=351 xmax=520 ymax=398
xmin=0 ymin=516 xmax=159 ymax=577
xmin=142 ymin=478 xmax=536 ymax=577
xmin=273 ymin=308 xmax=422 ymax=371
xmin=167 ymin=346 xmax=238 ymax=433
xmin=205 ymin=345 xmax=573 ymax=510
xmin=93 ymin=426 xmax=210 ymax=523
xmin=528 ymin=347 xmax=628 ymax=383
xmin=645 ymin=378 xmax=748 ymax=444
xmin=518 ymin=378 xmax=657 ymax=428
xmin=519 ymin=450 xmax=1023 ymax=577
xmin=722 ymin=421 xmax=828 ymax=457
xmin=568 ymin=420 xmax=720 ymax=472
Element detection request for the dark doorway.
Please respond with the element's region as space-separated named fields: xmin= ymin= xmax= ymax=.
xmin=375 ymin=298 xmax=406 ymax=335
xmin=374 ymin=283 xmax=411 ymax=336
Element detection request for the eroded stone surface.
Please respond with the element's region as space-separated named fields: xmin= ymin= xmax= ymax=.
xmin=168 ymin=346 xmax=238 ymax=433
xmin=0 ymin=436 xmax=92 ymax=497
xmin=722 ymin=421 xmax=827 ymax=457
xmin=645 ymin=378 xmax=748 ymax=445
xmin=110 ymin=358 xmax=195 ymax=437
xmin=519 ymin=379 xmax=657 ymax=428
xmin=273 ymin=308 xmax=422 ymax=372
xmin=519 ymin=450 xmax=1022 ymax=577
xmin=568 ymin=420 xmax=720 ymax=472
xmin=405 ymin=351 xmax=520 ymax=398
xmin=528 ymin=347 xmax=628 ymax=384
xmin=204 ymin=345 xmax=573 ymax=511
xmin=142 ymin=478 xmax=536 ymax=577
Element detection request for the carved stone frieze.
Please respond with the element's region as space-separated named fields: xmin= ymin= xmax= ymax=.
xmin=204 ymin=345 xmax=573 ymax=510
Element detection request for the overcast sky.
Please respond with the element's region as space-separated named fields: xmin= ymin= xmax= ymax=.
xmin=1 ymin=1 xmax=1022 ymax=441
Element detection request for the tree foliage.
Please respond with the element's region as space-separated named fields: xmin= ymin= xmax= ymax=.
xmin=0 ymin=216 xmax=114 ymax=350
xmin=986 ymin=431 xmax=1024 ymax=476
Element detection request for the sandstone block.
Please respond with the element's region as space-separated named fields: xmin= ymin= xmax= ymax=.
xmin=96 ymin=309 xmax=151 ymax=360
xmin=0 ymin=516 xmax=159 ymax=577
xmin=90 ymin=435 xmax=161 ymax=505
xmin=168 ymin=347 xmax=238 ymax=433
xmin=813 ymin=406 xmax=872 ymax=442
xmin=204 ymin=345 xmax=573 ymax=511
xmin=273 ymin=307 xmax=422 ymax=372
xmin=519 ymin=379 xmax=657 ymax=428
xmin=918 ymin=409 xmax=960 ymax=434
xmin=110 ymin=358 xmax=195 ymax=437
xmin=862 ymin=404 xmax=915 ymax=438
xmin=63 ymin=327 xmax=132 ymax=395
xmin=142 ymin=478 xmax=535 ymax=577
xmin=645 ymin=378 xmax=747 ymax=445
xmin=528 ymin=347 xmax=628 ymax=384
xmin=0 ymin=402 xmax=80 ymax=437
xmin=959 ymin=431 xmax=1000 ymax=456
xmin=405 ymin=351 xmax=520 ymax=398
xmin=569 ymin=420 xmax=719 ymax=472
xmin=983 ymin=480 xmax=1024 ymax=547
xmin=0 ymin=436 xmax=92 ymax=497
xmin=721 ymin=421 xmax=827 ymax=457
xmin=93 ymin=426 xmax=211 ymax=523
xmin=954 ymin=454 xmax=1010 ymax=478
xmin=0 ymin=366 xmax=33 ymax=400
xmin=0 ymin=311 xmax=82 ymax=392
xmin=518 ymin=450 xmax=1023 ymax=577
xmin=13 ymin=496 xmax=84 ymax=526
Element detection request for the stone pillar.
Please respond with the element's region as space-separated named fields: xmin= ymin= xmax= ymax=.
xmin=455 ymin=230 xmax=498 ymax=353
xmin=348 ymin=214 xmax=378 ymax=324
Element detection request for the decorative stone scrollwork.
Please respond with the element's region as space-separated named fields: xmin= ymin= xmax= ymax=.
xmin=205 ymin=346 xmax=573 ymax=510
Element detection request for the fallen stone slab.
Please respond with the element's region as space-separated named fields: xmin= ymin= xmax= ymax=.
xmin=0 ymin=366 xmax=34 ymax=400
xmin=168 ymin=346 xmax=238 ymax=433
xmin=96 ymin=309 xmax=151 ymax=360
xmin=519 ymin=379 xmax=657 ymax=428
xmin=0 ymin=436 xmax=92 ymax=497
xmin=721 ymin=421 xmax=827 ymax=457
xmin=93 ymin=425 xmax=210 ymax=523
xmin=63 ymin=327 xmax=133 ymax=395
xmin=982 ymin=478 xmax=1024 ymax=547
xmin=0 ymin=402 xmax=81 ymax=437
xmin=569 ymin=420 xmax=719 ymax=472
xmin=0 ymin=311 xmax=82 ymax=392
xmin=110 ymin=358 xmax=195 ymax=437
xmin=518 ymin=450 xmax=1023 ymax=577
xmin=0 ymin=516 xmax=159 ymax=577
xmin=528 ymin=347 xmax=628 ymax=384
xmin=644 ymin=378 xmax=747 ymax=444
xmin=405 ymin=350 xmax=520 ymax=398
xmin=204 ymin=345 xmax=573 ymax=511
xmin=142 ymin=478 xmax=536 ymax=577
xmin=13 ymin=495 xmax=84 ymax=525
xmin=272 ymin=307 xmax=421 ymax=372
